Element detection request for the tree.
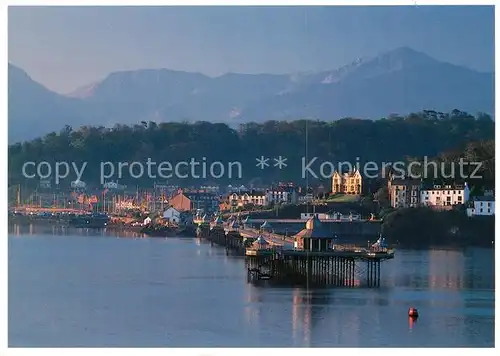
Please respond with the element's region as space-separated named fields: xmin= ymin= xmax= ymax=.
xmin=374 ymin=187 xmax=390 ymax=209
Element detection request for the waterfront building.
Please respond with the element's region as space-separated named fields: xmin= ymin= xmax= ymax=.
xmin=294 ymin=214 xmax=333 ymax=251
xmin=420 ymin=183 xmax=470 ymax=208
xmin=163 ymin=207 xmax=181 ymax=223
xmin=169 ymin=190 xmax=219 ymax=213
xmin=388 ymin=178 xmax=422 ymax=208
xmin=466 ymin=196 xmax=495 ymax=217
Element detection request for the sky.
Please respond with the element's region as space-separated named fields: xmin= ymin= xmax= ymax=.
xmin=8 ymin=6 xmax=495 ymax=94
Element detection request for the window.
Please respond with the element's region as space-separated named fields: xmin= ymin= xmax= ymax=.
xmin=458 ymin=196 xmax=462 ymax=201
xmin=480 ymin=208 xmax=483 ymax=213
xmin=453 ymin=191 xmax=456 ymax=194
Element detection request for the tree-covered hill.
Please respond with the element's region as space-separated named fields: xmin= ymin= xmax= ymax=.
xmin=8 ymin=109 xmax=494 ymax=188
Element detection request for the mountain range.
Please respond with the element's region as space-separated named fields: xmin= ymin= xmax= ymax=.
xmin=8 ymin=46 xmax=494 ymax=143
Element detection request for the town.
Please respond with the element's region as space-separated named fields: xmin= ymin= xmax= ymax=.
xmin=9 ymin=164 xmax=495 ymax=242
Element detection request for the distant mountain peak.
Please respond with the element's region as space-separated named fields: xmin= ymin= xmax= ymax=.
xmin=375 ymin=46 xmax=437 ymax=68
xmin=9 ymin=63 xmax=31 ymax=80
xmin=66 ymin=82 xmax=100 ymax=98
xmin=8 ymin=46 xmax=494 ymax=143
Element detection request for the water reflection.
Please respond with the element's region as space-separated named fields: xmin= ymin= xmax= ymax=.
xmin=385 ymin=248 xmax=494 ymax=291
xmin=9 ymin=223 xmax=146 ymax=239
xmin=428 ymin=249 xmax=465 ymax=290
xmin=244 ymin=284 xmax=339 ymax=347
xmin=8 ymin=226 xmax=495 ymax=347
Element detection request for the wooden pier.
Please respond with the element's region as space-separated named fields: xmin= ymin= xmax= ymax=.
xmin=197 ymin=215 xmax=394 ymax=287
xmin=245 ymin=247 xmax=392 ymax=287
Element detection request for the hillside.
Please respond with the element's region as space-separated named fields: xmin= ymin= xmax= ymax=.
xmin=8 ymin=47 xmax=495 ymax=143
xmin=8 ymin=110 xmax=495 ymax=188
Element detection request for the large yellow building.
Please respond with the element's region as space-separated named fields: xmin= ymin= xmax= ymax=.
xmin=331 ymin=170 xmax=362 ymax=195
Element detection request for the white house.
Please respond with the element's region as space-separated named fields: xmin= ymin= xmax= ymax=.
xmin=229 ymin=191 xmax=268 ymax=207
xmin=298 ymin=194 xmax=314 ymax=204
xmin=420 ymin=183 xmax=470 ymax=207
xmin=300 ymin=212 xmax=360 ymax=221
xmin=103 ymin=181 xmax=126 ymax=190
xmin=71 ymin=179 xmax=86 ymax=189
xmin=265 ymin=190 xmax=298 ymax=204
xmin=266 ymin=190 xmax=288 ymax=204
xmin=163 ymin=207 xmax=181 ymax=223
xmin=467 ymin=196 xmax=495 ymax=217
xmin=143 ymin=217 xmax=152 ymax=225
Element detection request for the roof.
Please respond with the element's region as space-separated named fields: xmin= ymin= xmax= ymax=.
xmin=230 ymin=191 xmax=266 ymax=197
xmin=255 ymin=236 xmax=269 ymax=245
xmin=332 ymin=170 xmax=361 ymax=178
xmin=390 ymin=179 xmax=421 ymax=186
xmin=260 ymin=221 xmax=272 ymax=228
xmin=184 ymin=192 xmax=218 ymax=199
xmin=420 ymin=181 xmax=468 ymax=190
xmin=474 ymin=196 xmax=495 ymax=202
xmin=294 ymin=214 xmax=332 ymax=239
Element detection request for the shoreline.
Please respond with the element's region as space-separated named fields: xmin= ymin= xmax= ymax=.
xmin=8 ymin=220 xmax=494 ymax=250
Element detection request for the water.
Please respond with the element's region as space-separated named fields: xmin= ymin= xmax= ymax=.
xmin=8 ymin=224 xmax=495 ymax=347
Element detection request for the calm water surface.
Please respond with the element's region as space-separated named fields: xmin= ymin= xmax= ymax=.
xmin=8 ymin=224 xmax=495 ymax=347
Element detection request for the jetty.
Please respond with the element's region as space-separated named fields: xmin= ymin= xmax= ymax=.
xmin=196 ymin=214 xmax=394 ymax=287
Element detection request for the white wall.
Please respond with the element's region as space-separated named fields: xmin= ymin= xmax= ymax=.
xmin=266 ymin=191 xmax=289 ymax=204
xmin=163 ymin=207 xmax=181 ymax=222
xmin=230 ymin=193 xmax=268 ymax=207
xmin=421 ymin=188 xmax=468 ymax=206
xmin=473 ymin=200 xmax=495 ymax=216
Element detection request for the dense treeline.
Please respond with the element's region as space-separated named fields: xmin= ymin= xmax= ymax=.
xmin=8 ymin=109 xmax=494 ymax=187
xmin=382 ymin=207 xmax=495 ymax=248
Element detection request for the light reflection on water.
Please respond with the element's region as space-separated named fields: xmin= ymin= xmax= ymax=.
xmin=8 ymin=223 xmax=495 ymax=347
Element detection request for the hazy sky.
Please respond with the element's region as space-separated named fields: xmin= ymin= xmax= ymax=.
xmin=8 ymin=6 xmax=495 ymax=94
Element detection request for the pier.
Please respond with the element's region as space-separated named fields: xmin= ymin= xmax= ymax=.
xmin=197 ymin=214 xmax=394 ymax=287
xmin=241 ymin=218 xmax=382 ymax=240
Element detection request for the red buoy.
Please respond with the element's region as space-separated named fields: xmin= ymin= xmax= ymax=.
xmin=408 ymin=307 xmax=419 ymax=318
